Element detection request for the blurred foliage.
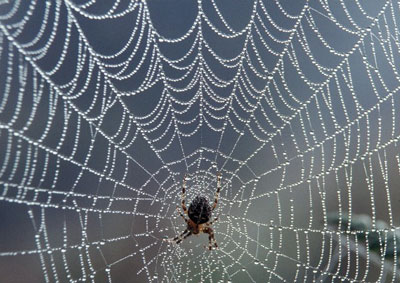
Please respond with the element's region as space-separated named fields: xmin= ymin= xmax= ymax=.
xmin=327 ymin=212 xmax=400 ymax=258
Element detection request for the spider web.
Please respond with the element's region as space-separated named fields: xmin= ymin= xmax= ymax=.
xmin=1 ymin=0 xmax=400 ymax=282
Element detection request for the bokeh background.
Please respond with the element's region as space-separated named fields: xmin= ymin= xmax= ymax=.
xmin=1 ymin=0 xmax=400 ymax=282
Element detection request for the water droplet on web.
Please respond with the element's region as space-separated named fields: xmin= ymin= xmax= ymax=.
xmin=1 ymin=2 xmax=397 ymax=283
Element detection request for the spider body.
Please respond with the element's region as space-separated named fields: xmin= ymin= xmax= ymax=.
xmin=188 ymin=196 xmax=211 ymax=225
xmin=168 ymin=173 xmax=221 ymax=250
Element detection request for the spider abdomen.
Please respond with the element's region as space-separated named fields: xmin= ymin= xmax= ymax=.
xmin=188 ymin=196 xmax=211 ymax=224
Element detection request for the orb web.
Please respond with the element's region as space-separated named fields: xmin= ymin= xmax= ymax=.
xmin=0 ymin=0 xmax=400 ymax=282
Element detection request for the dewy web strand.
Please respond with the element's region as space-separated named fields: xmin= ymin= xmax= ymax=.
xmin=1 ymin=0 xmax=400 ymax=282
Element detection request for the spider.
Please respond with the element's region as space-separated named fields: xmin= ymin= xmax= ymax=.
xmin=168 ymin=172 xmax=221 ymax=250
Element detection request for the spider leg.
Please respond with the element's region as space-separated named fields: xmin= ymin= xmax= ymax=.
xmin=181 ymin=174 xmax=188 ymax=214
xmin=171 ymin=228 xmax=189 ymax=244
xmin=179 ymin=231 xmax=192 ymax=243
xmin=204 ymin=227 xmax=218 ymax=250
xmin=175 ymin=230 xmax=192 ymax=244
xmin=207 ymin=215 xmax=219 ymax=226
xmin=212 ymin=172 xmax=221 ymax=211
xmin=176 ymin=206 xmax=189 ymax=223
